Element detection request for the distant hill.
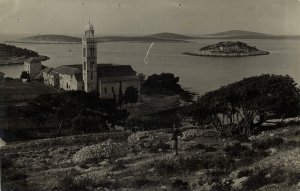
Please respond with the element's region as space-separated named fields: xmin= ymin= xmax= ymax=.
xmin=146 ymin=32 xmax=193 ymax=39
xmin=209 ymin=30 xmax=272 ymax=37
xmin=201 ymin=30 xmax=300 ymax=39
xmin=7 ymin=35 xmax=81 ymax=44
xmin=96 ymin=35 xmax=190 ymax=43
xmin=8 ymin=33 xmax=192 ymax=44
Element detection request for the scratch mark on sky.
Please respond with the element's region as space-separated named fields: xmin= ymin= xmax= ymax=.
xmin=144 ymin=42 xmax=154 ymax=64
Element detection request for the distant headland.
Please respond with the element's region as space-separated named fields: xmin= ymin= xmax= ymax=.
xmin=183 ymin=41 xmax=270 ymax=57
xmin=0 ymin=43 xmax=48 ymax=66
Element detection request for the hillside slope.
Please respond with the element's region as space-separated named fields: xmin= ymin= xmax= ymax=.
xmin=1 ymin=124 xmax=299 ymax=191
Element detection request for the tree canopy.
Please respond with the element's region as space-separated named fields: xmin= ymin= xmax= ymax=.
xmin=23 ymin=91 xmax=128 ymax=134
xmin=190 ymin=74 xmax=300 ymax=137
xmin=0 ymin=43 xmax=38 ymax=57
xmin=123 ymin=86 xmax=139 ymax=107
xmin=143 ymin=73 xmax=195 ymax=101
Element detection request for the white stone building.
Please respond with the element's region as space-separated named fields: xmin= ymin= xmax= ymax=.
xmin=39 ymin=22 xmax=140 ymax=99
xmin=24 ymin=58 xmax=42 ymax=80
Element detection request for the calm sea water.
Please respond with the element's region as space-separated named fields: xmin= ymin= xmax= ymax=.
xmin=1 ymin=39 xmax=300 ymax=95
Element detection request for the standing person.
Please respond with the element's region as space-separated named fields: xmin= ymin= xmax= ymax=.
xmin=171 ymin=124 xmax=183 ymax=156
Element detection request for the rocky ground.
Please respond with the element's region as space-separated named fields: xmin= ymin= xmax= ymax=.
xmin=1 ymin=123 xmax=299 ymax=191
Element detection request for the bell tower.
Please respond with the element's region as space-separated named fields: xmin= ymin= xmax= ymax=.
xmin=82 ymin=22 xmax=97 ymax=92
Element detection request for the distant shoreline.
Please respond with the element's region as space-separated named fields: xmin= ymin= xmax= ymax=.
xmin=6 ymin=40 xmax=191 ymax=44
xmin=0 ymin=55 xmax=49 ymax=66
xmin=5 ymin=41 xmax=81 ymax=44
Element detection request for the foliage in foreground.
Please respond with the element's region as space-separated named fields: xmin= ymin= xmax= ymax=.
xmin=22 ymin=90 xmax=128 ymax=136
xmin=190 ymin=74 xmax=300 ymax=137
xmin=143 ymin=73 xmax=195 ymax=101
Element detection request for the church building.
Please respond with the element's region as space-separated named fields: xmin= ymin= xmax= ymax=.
xmin=35 ymin=23 xmax=141 ymax=99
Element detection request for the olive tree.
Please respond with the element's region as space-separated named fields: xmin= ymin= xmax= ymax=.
xmin=191 ymin=74 xmax=300 ymax=137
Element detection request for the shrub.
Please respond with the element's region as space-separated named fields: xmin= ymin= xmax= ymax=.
xmin=169 ymin=179 xmax=190 ymax=191
xmin=224 ymin=142 xmax=254 ymax=158
xmin=155 ymin=160 xmax=178 ymax=176
xmin=252 ymin=136 xmax=284 ymax=150
xmin=131 ymin=178 xmax=158 ymax=189
xmin=20 ymin=71 xmax=29 ymax=79
xmin=58 ymin=176 xmax=89 ymax=191
xmin=1 ymin=157 xmax=13 ymax=169
xmin=241 ymin=167 xmax=300 ymax=190
xmin=210 ymin=178 xmax=233 ymax=191
xmin=237 ymin=168 xmax=254 ymax=178
xmin=191 ymin=74 xmax=300 ymax=137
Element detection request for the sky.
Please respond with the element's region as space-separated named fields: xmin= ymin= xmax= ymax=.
xmin=0 ymin=0 xmax=300 ymax=37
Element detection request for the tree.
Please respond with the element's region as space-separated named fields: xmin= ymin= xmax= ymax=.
xmin=0 ymin=72 xmax=5 ymax=81
xmin=138 ymin=73 xmax=146 ymax=94
xmin=118 ymin=82 xmax=123 ymax=109
xmin=124 ymin=86 xmax=139 ymax=107
xmin=20 ymin=71 xmax=29 ymax=80
xmin=23 ymin=90 xmax=129 ymax=136
xmin=190 ymin=74 xmax=300 ymax=137
xmin=23 ymin=98 xmax=50 ymax=137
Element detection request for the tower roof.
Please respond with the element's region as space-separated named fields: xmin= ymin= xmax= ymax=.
xmin=85 ymin=22 xmax=94 ymax=31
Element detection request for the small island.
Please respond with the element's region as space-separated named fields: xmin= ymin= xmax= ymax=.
xmin=0 ymin=43 xmax=48 ymax=66
xmin=183 ymin=41 xmax=270 ymax=57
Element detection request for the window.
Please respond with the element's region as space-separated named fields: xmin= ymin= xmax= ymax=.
xmin=104 ymin=87 xmax=107 ymax=94
xmin=112 ymin=87 xmax=114 ymax=93
xmin=83 ymin=48 xmax=86 ymax=57
xmin=91 ymin=72 xmax=93 ymax=80
xmin=84 ymin=61 xmax=86 ymax=70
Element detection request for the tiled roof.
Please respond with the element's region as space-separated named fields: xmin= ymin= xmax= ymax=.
xmin=99 ymin=75 xmax=139 ymax=82
xmin=53 ymin=65 xmax=81 ymax=75
xmin=97 ymin=64 xmax=136 ymax=77
xmin=52 ymin=63 xmax=137 ymax=78
xmin=41 ymin=67 xmax=53 ymax=74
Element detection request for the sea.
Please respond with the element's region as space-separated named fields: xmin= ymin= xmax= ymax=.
xmin=1 ymin=39 xmax=299 ymax=96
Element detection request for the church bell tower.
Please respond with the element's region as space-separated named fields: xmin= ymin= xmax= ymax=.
xmin=82 ymin=22 xmax=97 ymax=92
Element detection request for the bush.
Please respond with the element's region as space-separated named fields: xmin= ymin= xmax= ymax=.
xmin=252 ymin=136 xmax=284 ymax=150
xmin=210 ymin=178 xmax=233 ymax=191
xmin=20 ymin=71 xmax=29 ymax=79
xmin=58 ymin=176 xmax=89 ymax=191
xmin=241 ymin=167 xmax=300 ymax=190
xmin=237 ymin=168 xmax=254 ymax=178
xmin=131 ymin=178 xmax=158 ymax=189
xmin=191 ymin=74 xmax=300 ymax=137
xmin=1 ymin=157 xmax=13 ymax=169
xmin=224 ymin=142 xmax=254 ymax=158
xmin=169 ymin=179 xmax=190 ymax=191
xmin=155 ymin=160 xmax=178 ymax=176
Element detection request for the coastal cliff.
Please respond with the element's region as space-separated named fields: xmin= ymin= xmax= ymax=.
xmin=183 ymin=41 xmax=270 ymax=57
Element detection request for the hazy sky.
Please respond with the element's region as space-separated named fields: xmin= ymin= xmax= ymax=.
xmin=0 ymin=0 xmax=300 ymax=36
